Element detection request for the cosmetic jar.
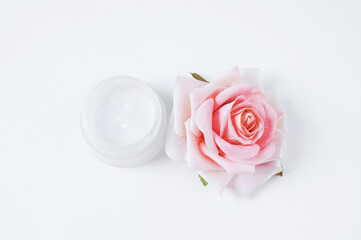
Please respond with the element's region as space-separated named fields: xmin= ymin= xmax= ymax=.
xmin=81 ymin=76 xmax=167 ymax=167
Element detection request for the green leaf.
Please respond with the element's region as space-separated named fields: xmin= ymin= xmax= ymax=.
xmin=198 ymin=174 xmax=208 ymax=186
xmin=190 ymin=72 xmax=209 ymax=83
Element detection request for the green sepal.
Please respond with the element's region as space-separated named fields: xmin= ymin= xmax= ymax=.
xmin=198 ymin=174 xmax=208 ymax=186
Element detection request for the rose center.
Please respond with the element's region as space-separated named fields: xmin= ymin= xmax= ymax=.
xmin=231 ymin=106 xmax=264 ymax=144
xmin=240 ymin=110 xmax=258 ymax=134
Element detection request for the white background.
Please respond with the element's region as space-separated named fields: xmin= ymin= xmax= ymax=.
xmin=1 ymin=0 xmax=360 ymax=239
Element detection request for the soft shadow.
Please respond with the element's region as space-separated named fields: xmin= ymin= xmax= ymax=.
xmin=156 ymin=88 xmax=173 ymax=118
xmin=143 ymin=148 xmax=167 ymax=168
xmin=245 ymin=175 xmax=283 ymax=199
xmin=281 ymin=99 xmax=307 ymax=172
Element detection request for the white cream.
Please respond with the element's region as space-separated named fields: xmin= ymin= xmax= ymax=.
xmin=81 ymin=76 xmax=166 ymax=167
xmin=94 ymin=83 xmax=155 ymax=146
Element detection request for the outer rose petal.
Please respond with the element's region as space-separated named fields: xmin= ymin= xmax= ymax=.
xmin=195 ymin=98 xmax=218 ymax=154
xmin=190 ymin=85 xmax=222 ymax=136
xmin=185 ymin=120 xmax=223 ymax=171
xmin=265 ymin=93 xmax=285 ymax=119
xmin=277 ymin=115 xmax=286 ymax=134
xmin=210 ymin=66 xmax=242 ymax=87
xmin=164 ymin=111 xmax=187 ymax=162
xmin=256 ymin=102 xmax=278 ymax=149
xmin=214 ymin=134 xmax=260 ymax=160
xmin=224 ymin=128 xmax=286 ymax=165
xmin=198 ymin=170 xmax=233 ymax=194
xmin=199 ymin=142 xmax=255 ymax=175
xmin=226 ymin=139 xmax=276 ymax=165
xmin=214 ymin=85 xmax=264 ymax=110
xmin=173 ymin=76 xmax=208 ymax=136
xmin=266 ymin=93 xmax=286 ymax=134
xmin=227 ymin=159 xmax=283 ymax=195
xmin=239 ymin=68 xmax=262 ymax=89
xmin=272 ymin=129 xmax=286 ymax=160
xmin=210 ymin=67 xmax=262 ymax=89
xmin=237 ymin=129 xmax=286 ymax=165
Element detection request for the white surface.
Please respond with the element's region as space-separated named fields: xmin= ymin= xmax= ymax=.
xmin=0 ymin=0 xmax=360 ymax=239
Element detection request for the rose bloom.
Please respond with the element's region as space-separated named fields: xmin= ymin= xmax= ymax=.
xmin=165 ymin=67 xmax=286 ymax=195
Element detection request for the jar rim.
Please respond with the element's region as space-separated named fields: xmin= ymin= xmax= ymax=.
xmin=80 ymin=76 xmax=167 ymax=167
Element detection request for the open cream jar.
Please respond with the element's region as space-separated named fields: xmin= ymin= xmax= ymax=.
xmin=81 ymin=76 xmax=167 ymax=167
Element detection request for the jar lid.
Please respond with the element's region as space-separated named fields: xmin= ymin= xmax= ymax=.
xmin=81 ymin=76 xmax=167 ymax=167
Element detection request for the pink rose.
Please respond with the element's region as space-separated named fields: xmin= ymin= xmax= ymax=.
xmin=165 ymin=67 xmax=286 ymax=195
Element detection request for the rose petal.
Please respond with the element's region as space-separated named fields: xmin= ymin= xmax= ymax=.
xmin=244 ymin=139 xmax=276 ymax=164
xmin=277 ymin=115 xmax=286 ymax=133
xmin=265 ymin=93 xmax=285 ymax=120
xmin=211 ymin=67 xmax=262 ymax=89
xmin=214 ymin=96 xmax=265 ymax=146
xmin=173 ymin=76 xmax=208 ymax=136
xmin=210 ymin=66 xmax=242 ymax=88
xmin=272 ymin=129 xmax=286 ymax=160
xmin=199 ymin=142 xmax=255 ymax=175
xmin=265 ymin=94 xmax=287 ymax=135
xmin=164 ymin=111 xmax=187 ymax=162
xmin=239 ymin=68 xmax=262 ymax=89
xmin=214 ymin=85 xmax=265 ymax=110
xmin=213 ymin=98 xmax=239 ymax=137
xmin=198 ymin=170 xmax=233 ymax=194
xmin=222 ymin=128 xmax=285 ymax=165
xmin=214 ymin=134 xmax=260 ymax=160
xmin=232 ymin=99 xmax=267 ymax=119
xmin=214 ymin=139 xmax=275 ymax=165
xmin=228 ymin=108 xmax=264 ymax=145
xmin=185 ymin=120 xmax=223 ymax=171
xmin=256 ymin=102 xmax=278 ymax=149
xmin=195 ymin=98 xmax=219 ymax=155
xmin=227 ymin=159 xmax=282 ymax=195
xmin=189 ymin=85 xmax=223 ymax=136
